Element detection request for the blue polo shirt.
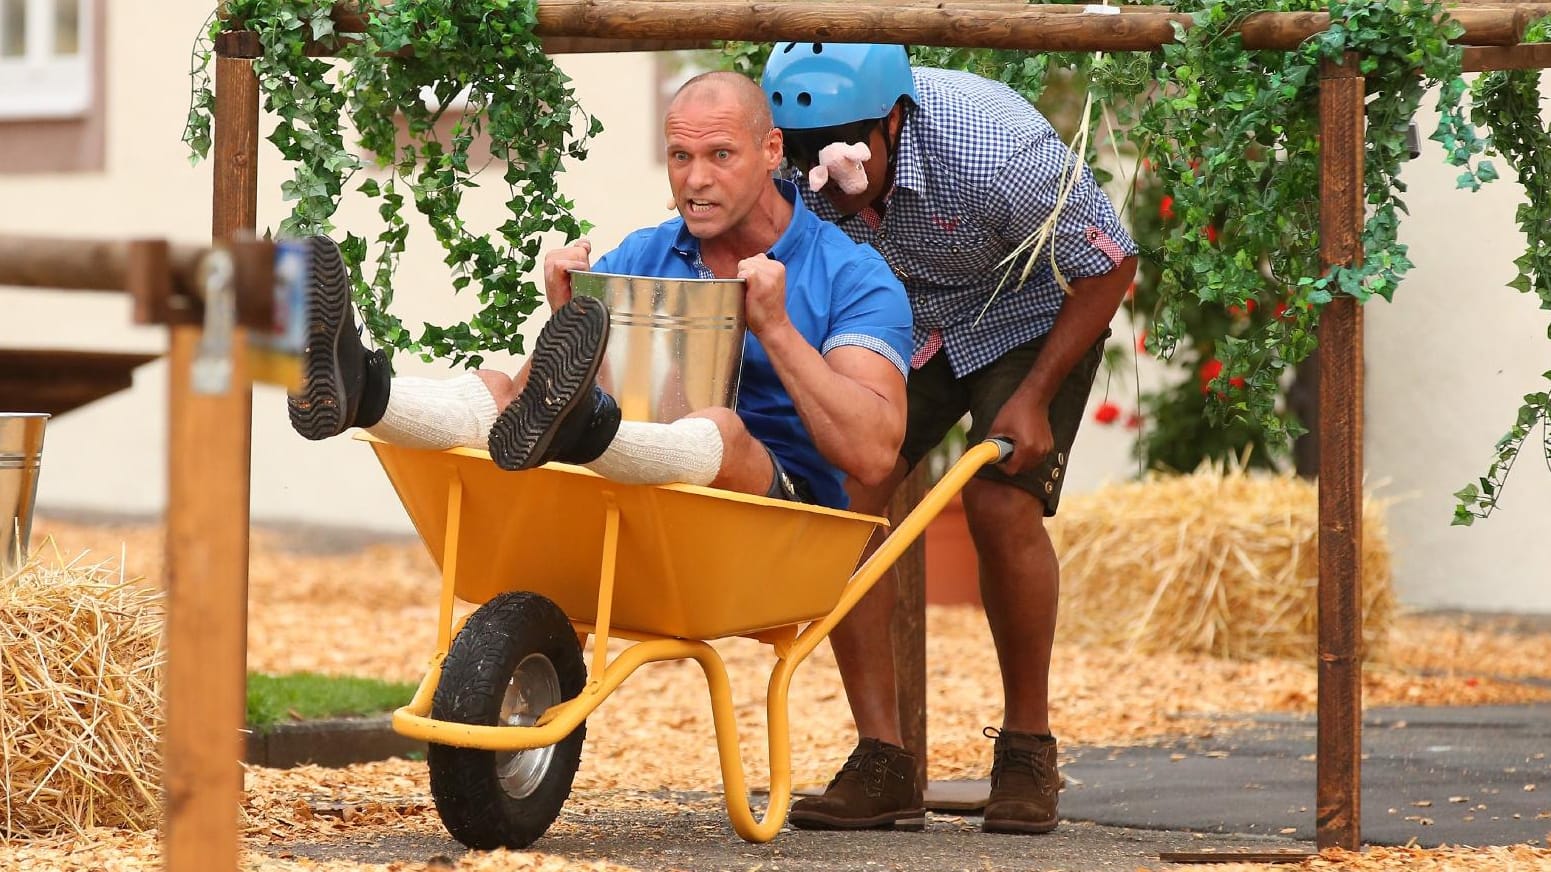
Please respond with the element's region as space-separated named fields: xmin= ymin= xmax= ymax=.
xmin=594 ymin=178 xmax=911 ymax=509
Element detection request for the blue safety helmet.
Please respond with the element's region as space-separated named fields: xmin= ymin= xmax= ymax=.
xmin=761 ymin=42 xmax=918 ymax=131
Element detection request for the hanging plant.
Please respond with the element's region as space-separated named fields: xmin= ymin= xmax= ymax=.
xmin=1132 ymin=0 xmax=1492 ymax=451
xmin=187 ymin=1 xmax=1547 ymax=518
xmin=1452 ymin=17 xmax=1551 ymax=524
xmin=184 ymin=0 xmax=601 ymax=368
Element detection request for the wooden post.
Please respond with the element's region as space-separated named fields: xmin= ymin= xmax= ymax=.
xmin=1316 ymin=54 xmax=1365 ymax=853
xmin=162 ymin=51 xmax=258 ymax=872
xmin=889 ymin=467 xmax=932 ymax=789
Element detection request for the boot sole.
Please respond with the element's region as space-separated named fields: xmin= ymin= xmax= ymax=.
xmin=288 ymin=237 xmax=355 ymax=441
xmin=788 ymin=809 xmax=926 ymax=831
xmin=983 ymin=818 xmax=1059 ymax=835
xmin=488 ymin=297 xmax=609 ymax=471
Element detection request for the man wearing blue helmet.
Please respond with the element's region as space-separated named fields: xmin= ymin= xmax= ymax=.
xmin=762 ymin=43 xmax=1139 ymax=835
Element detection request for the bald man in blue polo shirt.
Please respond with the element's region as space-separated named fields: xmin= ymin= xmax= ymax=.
xmin=288 ymin=71 xmax=911 ymax=516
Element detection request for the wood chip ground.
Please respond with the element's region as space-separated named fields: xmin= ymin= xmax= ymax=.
xmin=7 ymin=516 xmax=1550 ymax=872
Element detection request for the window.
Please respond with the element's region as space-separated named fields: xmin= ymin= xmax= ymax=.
xmin=0 ymin=0 xmax=91 ymax=119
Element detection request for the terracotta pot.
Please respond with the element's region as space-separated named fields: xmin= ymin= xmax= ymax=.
xmin=924 ymin=493 xmax=982 ymax=608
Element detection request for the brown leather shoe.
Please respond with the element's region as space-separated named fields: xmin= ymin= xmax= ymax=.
xmin=982 ymin=727 xmax=1061 ymax=834
xmin=788 ymin=738 xmax=925 ymax=830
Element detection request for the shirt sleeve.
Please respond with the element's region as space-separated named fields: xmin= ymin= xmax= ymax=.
xmin=984 ymin=134 xmax=1138 ymax=285
xmin=822 ymin=249 xmax=913 ymax=378
xmin=591 ymin=245 xmax=626 ymax=275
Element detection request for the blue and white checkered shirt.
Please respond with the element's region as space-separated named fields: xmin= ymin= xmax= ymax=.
xmin=800 ymin=67 xmax=1137 ymax=377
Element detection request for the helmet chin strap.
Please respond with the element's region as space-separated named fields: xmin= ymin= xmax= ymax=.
xmin=871 ymin=103 xmax=907 ymax=211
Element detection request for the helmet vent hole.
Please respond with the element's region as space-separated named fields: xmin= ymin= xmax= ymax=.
xmin=772 ymin=92 xmax=783 ymax=106
xmin=782 ymin=43 xmax=796 ymax=53
xmin=797 ymin=92 xmax=811 ymax=107
xmin=813 ymin=43 xmax=824 ymax=53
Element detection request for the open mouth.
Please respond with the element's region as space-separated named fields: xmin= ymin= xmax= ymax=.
xmin=685 ymin=199 xmax=716 ymax=216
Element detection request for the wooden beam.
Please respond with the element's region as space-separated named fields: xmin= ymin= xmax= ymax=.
xmin=213 ymin=26 xmax=710 ymax=58
xmin=0 ymin=235 xmax=202 ymax=297
xmin=1315 ymin=53 xmax=1366 ymax=854
xmin=1463 ymin=42 xmax=1551 ymax=72
xmin=306 ymin=0 xmax=1522 ymax=53
xmin=0 ymin=349 xmax=160 ymax=418
xmin=162 ymin=52 xmax=258 ymax=872
xmin=1159 ymin=851 xmax=1315 ymax=864
xmin=1241 ymin=6 xmax=1522 ymax=48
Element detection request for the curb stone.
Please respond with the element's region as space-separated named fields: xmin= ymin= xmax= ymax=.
xmin=245 ymin=715 xmax=426 ymax=769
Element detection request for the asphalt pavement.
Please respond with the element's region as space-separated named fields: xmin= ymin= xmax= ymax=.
xmin=1060 ymin=702 xmax=1551 ymax=849
xmin=269 ymin=702 xmax=1551 ymax=871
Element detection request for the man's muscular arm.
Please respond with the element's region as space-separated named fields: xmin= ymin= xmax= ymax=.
xmin=739 ymin=254 xmax=906 ymax=486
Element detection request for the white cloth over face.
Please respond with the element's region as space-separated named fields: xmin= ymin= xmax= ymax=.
xmin=807 ymin=141 xmax=872 ymax=195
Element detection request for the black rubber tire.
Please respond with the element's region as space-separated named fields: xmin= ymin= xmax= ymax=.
xmin=427 ymin=591 xmax=587 ymax=850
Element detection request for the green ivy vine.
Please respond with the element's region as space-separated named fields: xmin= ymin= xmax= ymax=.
xmin=188 ymin=0 xmax=1549 ymax=519
xmin=184 ymin=0 xmax=600 ymax=367
xmin=1452 ymin=16 xmax=1551 ymax=524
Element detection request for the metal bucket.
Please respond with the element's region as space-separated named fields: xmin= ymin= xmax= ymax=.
xmin=0 ymin=412 xmax=48 ymax=576
xmin=570 ymin=270 xmax=746 ymax=424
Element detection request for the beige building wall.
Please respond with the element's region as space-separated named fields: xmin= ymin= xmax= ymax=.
xmin=3 ymin=2 xmax=673 ymax=533
xmin=2 ymin=6 xmax=1547 ymax=611
xmin=1362 ymin=99 xmax=1551 ymax=613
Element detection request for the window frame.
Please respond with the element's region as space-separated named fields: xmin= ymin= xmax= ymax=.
xmin=0 ymin=0 xmax=93 ymax=120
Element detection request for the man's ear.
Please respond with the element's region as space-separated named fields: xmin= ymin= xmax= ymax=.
xmin=765 ymin=126 xmax=785 ymax=169
xmin=885 ymin=105 xmax=905 ymax=142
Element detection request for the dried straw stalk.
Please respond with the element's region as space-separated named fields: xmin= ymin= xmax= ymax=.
xmin=1 ymin=546 xmax=164 ymax=839
xmin=1050 ymin=467 xmax=1394 ymax=661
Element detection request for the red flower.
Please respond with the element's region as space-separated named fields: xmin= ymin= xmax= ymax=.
xmin=1124 ymin=280 xmax=1137 ymax=301
xmin=1228 ymin=298 xmax=1257 ymax=319
xmin=1125 ymin=412 xmax=1143 ymax=430
xmin=1136 ymin=330 xmax=1149 ymax=353
xmin=1198 ymin=358 xmax=1223 ymax=393
xmin=1229 ymin=376 xmax=1247 ymax=390
xmin=1093 ymin=402 xmax=1121 ymax=425
xmin=1159 ymin=195 xmax=1175 ymax=222
xmin=1204 ymin=224 xmax=1219 ymax=245
xmin=1273 ymin=301 xmax=1289 ymax=321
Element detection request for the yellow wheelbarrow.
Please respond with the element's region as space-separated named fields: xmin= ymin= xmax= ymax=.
xmin=370 ymin=433 xmax=1013 ymax=849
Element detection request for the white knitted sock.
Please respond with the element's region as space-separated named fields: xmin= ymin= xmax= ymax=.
xmin=583 ymin=417 xmax=724 ymax=486
xmin=365 ymin=373 xmax=500 ymax=451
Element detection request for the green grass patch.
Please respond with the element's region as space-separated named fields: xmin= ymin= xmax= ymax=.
xmin=247 ymin=671 xmax=418 ymax=732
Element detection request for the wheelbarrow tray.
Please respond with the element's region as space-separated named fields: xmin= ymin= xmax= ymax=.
xmin=367 ymin=437 xmax=886 ymax=640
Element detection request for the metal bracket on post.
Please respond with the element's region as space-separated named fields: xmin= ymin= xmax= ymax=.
xmin=192 ymin=250 xmax=237 ymax=396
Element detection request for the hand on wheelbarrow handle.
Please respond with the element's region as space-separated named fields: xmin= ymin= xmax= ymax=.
xmin=986 ymin=436 xmax=1015 ymax=465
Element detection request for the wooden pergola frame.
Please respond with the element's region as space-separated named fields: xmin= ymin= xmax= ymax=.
xmin=119 ymin=1 xmax=1551 ymax=869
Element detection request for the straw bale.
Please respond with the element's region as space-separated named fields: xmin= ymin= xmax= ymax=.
xmin=1049 ymin=466 xmax=1394 ymax=661
xmin=0 ymin=549 xmax=164 ymax=838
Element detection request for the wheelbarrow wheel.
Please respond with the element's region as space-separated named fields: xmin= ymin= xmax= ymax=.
xmin=428 ymin=591 xmax=586 ymax=850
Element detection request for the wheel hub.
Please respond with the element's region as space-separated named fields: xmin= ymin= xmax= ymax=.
xmin=495 ymin=652 xmax=561 ymax=800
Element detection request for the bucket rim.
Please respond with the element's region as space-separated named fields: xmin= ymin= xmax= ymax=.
xmin=569 ymin=268 xmax=746 ymax=287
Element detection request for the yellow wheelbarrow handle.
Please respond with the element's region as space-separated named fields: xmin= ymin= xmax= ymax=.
xmin=789 ymin=436 xmax=1013 ymax=663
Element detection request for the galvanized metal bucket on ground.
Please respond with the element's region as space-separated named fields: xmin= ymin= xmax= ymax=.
xmin=569 ymin=270 xmax=746 ymax=424
xmin=0 ymin=412 xmax=47 ymax=576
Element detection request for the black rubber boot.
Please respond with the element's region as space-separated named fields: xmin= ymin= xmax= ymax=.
xmin=287 ymin=236 xmax=388 ymax=439
xmin=488 ymin=296 xmax=619 ymax=471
